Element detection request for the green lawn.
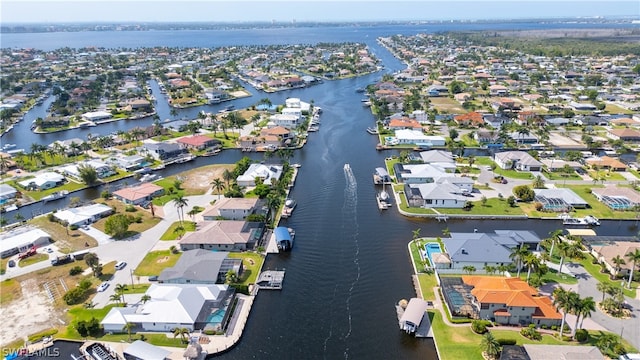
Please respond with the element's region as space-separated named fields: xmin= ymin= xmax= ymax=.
xmin=18 ymin=253 xmax=48 ymax=267
xmin=429 ymin=311 xmax=483 ymax=360
xmin=160 ymin=221 xmax=196 ymax=240
xmin=133 ymin=250 xmax=182 ymax=276
xmin=227 ymin=252 xmax=264 ymax=285
xmin=555 ymin=184 xmax=640 ymax=220
xmin=438 ymin=197 xmax=525 ymax=216
xmin=16 ymin=181 xmax=86 ymax=201
xmin=121 ymin=283 xmax=151 ymax=294
xmin=417 ymin=274 xmax=438 ymax=300
xmin=577 ymin=255 xmax=637 ymax=298
xmin=409 ymin=240 xmax=426 ymax=271
xmin=544 ymin=171 xmax=582 ymax=181
xmin=519 ymin=269 xmax=578 ymax=285
xmin=589 ymin=170 xmax=627 ymax=181
xmin=490 ymin=329 xmax=567 ymax=345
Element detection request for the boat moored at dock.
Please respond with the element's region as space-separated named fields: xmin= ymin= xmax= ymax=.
xmin=281 ymin=198 xmax=296 ymax=218
xmin=275 ymin=226 xmax=295 ymax=251
xmin=41 ymin=190 xmax=69 ymax=203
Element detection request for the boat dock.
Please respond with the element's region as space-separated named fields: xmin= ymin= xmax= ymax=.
xmin=256 ymin=270 xmax=286 ymax=290
xmin=396 ymin=300 xmax=433 ymax=338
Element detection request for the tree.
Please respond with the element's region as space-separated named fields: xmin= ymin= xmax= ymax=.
xmin=577 ymin=296 xmax=596 ymax=330
xmin=523 ymin=253 xmax=541 ymax=284
xmin=462 ymin=265 xmax=476 ymax=275
xmin=225 ymin=269 xmax=238 ymax=284
xmin=84 ymin=253 xmax=100 ymax=276
xmin=596 ymin=332 xmax=620 ymax=355
xmin=610 ymin=255 xmax=625 ymax=279
xmin=412 ymin=228 xmax=421 ymax=242
xmin=115 ymin=283 xmax=128 ymax=304
xmin=552 ymin=287 xmax=571 ymax=338
xmin=483 ymin=265 xmax=497 ymax=275
xmin=557 ymin=240 xmax=582 ymax=275
xmin=187 ymin=208 xmax=199 ymax=221
xmin=532 ymin=175 xmax=546 ymax=189
xmin=123 ymin=322 xmax=135 ymax=342
xmin=480 ymin=332 xmax=501 ymax=359
xmin=448 ymin=128 xmax=459 ymax=141
xmin=211 ymin=178 xmax=225 ymax=195
xmin=104 ymin=214 xmax=131 ymax=239
xmin=509 ymin=246 xmax=530 ymax=277
xmin=625 ymin=248 xmax=640 ymax=288
xmin=222 ymin=168 xmax=234 ymax=187
xmin=172 ymin=195 xmax=189 ymax=225
xmin=512 ymin=185 xmax=535 ymax=202
xmin=77 ymin=163 xmax=99 ymax=186
xmin=265 ymin=193 xmax=281 ymax=223
xmin=141 ymin=294 xmax=151 ymax=304
xmin=173 ymin=327 xmax=190 ymax=343
xmin=109 ymin=293 xmax=122 ymax=305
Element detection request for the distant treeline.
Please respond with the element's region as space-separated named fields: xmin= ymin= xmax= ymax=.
xmin=449 ymin=32 xmax=640 ymax=57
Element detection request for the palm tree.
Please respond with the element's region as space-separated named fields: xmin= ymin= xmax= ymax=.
xmin=222 ymin=169 xmax=234 ymax=187
xmin=523 ymin=253 xmax=540 ymax=284
xmin=211 ymin=178 xmax=225 ymax=195
xmin=509 ymin=246 xmax=530 ymax=277
xmin=462 ymin=265 xmax=476 ymax=275
xmin=122 ymin=322 xmax=135 ymax=342
xmin=483 ymin=265 xmax=497 ymax=275
xmin=596 ymin=281 xmax=612 ymax=302
xmin=577 ymin=296 xmax=595 ymax=330
xmin=141 ymin=294 xmax=151 ymax=304
xmin=480 ymin=332 xmax=501 ymax=360
xmin=546 ymin=229 xmax=563 ymax=258
xmin=172 ymin=195 xmax=189 ymax=225
xmin=625 ymin=248 xmax=640 ymax=288
xmin=552 ymin=287 xmax=570 ymax=337
xmin=109 ymin=293 xmax=122 ymax=305
xmin=225 ymin=269 xmax=238 ymax=284
xmin=173 ymin=327 xmax=190 ymax=343
xmin=187 ymin=207 xmax=199 ymax=221
xmin=115 ymin=283 xmax=128 ymax=304
xmin=412 ymin=228 xmax=421 ymax=242
xmin=611 ymin=255 xmax=626 ymax=278
xmin=557 ymin=241 xmax=582 ymax=275
xmin=265 ymin=193 xmax=281 ymax=223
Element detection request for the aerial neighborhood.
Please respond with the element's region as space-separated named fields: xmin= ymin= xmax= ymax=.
xmin=1 ymin=25 xmax=640 ymax=360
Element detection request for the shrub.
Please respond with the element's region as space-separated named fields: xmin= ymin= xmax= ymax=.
xmin=497 ymin=338 xmax=517 ymax=346
xmin=69 ymin=266 xmax=83 ymax=276
xmin=613 ymin=343 xmax=627 ymax=356
xmin=63 ymin=287 xmax=87 ymax=305
xmin=125 ymin=205 xmax=136 ymax=212
xmin=47 ymin=213 xmax=55 ymax=222
xmin=203 ymin=329 xmax=216 ymax=335
xmin=534 ymin=202 xmax=543 ymax=211
xmin=471 ymin=319 xmax=491 ymax=334
xmin=575 ymin=329 xmax=589 ymax=343
xmin=520 ymin=324 xmax=542 ymax=340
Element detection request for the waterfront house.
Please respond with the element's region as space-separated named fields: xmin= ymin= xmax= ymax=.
xmin=177 ymin=135 xmax=221 ymax=151
xmin=442 ymin=230 xmax=542 ymax=270
xmin=236 ymin=163 xmax=282 ymax=187
xmin=591 ymin=186 xmax=640 ymax=210
xmin=101 ymin=283 xmax=233 ymax=333
xmin=394 ymin=163 xmax=455 ymax=184
xmin=0 ymin=227 xmax=50 ymax=259
xmin=268 ymin=114 xmax=300 ymax=129
xmin=494 ymin=151 xmax=543 ymax=172
xmin=394 ymin=129 xmax=445 ymax=146
xmin=178 ymin=221 xmax=263 ymax=251
xmin=201 ymin=197 xmax=263 ymax=221
xmin=61 ymin=160 xmax=116 ymax=179
xmin=53 ymin=203 xmax=113 ymax=226
xmin=590 ymin=241 xmax=640 ymax=278
xmin=419 ymin=150 xmax=455 ymax=166
xmin=110 ymin=154 xmax=146 ymax=172
xmin=585 ymin=156 xmax=628 ymax=171
xmin=18 ymin=171 xmax=65 ymax=191
xmin=0 ymin=183 xmax=17 ymax=201
xmin=262 ymin=126 xmax=295 ymax=145
xmin=533 ymin=188 xmax=589 ymax=212
xmin=608 ymin=128 xmax=640 ymax=142
xmin=388 ymin=118 xmax=422 ymax=130
xmin=462 ymin=276 xmax=562 ymax=327
xmin=81 ymin=110 xmax=112 ymax=122
xmin=113 ymin=182 xmax=165 ymax=205
xmin=158 ymin=249 xmax=243 ymax=284
xmin=474 ymin=130 xmax=501 ymax=145
xmin=143 ymin=142 xmax=186 ymax=161
xmin=404 ymin=183 xmax=468 ymax=208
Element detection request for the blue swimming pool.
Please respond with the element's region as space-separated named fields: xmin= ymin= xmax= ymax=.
xmin=206 ymin=309 xmax=225 ymax=324
xmin=424 ymin=242 xmax=442 ymax=265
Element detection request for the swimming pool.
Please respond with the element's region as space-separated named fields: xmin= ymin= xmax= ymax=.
xmin=206 ymin=309 xmax=226 ymax=324
xmin=424 ymin=242 xmax=442 ymax=265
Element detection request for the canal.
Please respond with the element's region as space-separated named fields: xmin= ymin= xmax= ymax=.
xmin=3 ymin=35 xmax=639 ymax=360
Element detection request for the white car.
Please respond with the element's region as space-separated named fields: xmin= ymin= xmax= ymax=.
xmin=97 ymin=282 xmax=109 ymax=292
xmin=115 ymin=261 xmax=127 ymax=270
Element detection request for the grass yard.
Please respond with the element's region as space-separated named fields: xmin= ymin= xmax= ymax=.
xmin=544 ymin=171 xmax=582 ymax=181
xmin=417 ymin=274 xmax=438 ymax=301
xmin=518 ymin=268 xmax=578 ymax=285
xmin=133 ymin=250 xmax=182 ymax=276
xmin=18 ymin=253 xmax=48 ymax=267
xmin=0 ymin=278 xmax=21 ymax=305
xmin=430 ymin=97 xmax=466 ymax=114
xmin=429 ymin=311 xmax=483 ymax=360
xmin=92 ymin=199 xmax=161 ymax=236
xmin=438 ymin=197 xmax=525 ymax=216
xmin=30 ymin=215 xmax=97 ymax=253
xmin=16 ymin=181 xmax=86 ymax=201
xmin=555 ymin=184 xmax=639 ymax=220
xmin=589 ymin=170 xmax=627 ymax=182
xmin=409 ymin=240 xmax=426 ymax=271
xmin=227 ymin=252 xmax=264 ymax=285
xmin=160 ymin=221 xmax=196 ymax=240
xmin=577 ymin=255 xmax=637 ymax=298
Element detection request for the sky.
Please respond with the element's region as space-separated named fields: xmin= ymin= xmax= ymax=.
xmin=1 ymin=0 xmax=639 ymax=24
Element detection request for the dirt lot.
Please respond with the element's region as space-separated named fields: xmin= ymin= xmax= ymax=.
xmin=177 ymin=164 xmax=234 ymax=193
xmin=0 ymin=279 xmax=58 ymax=346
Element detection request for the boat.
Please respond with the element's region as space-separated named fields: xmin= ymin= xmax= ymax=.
xmin=377 ymin=191 xmax=391 ymax=210
xmin=366 ymin=127 xmax=379 ymax=135
xmin=275 ymin=226 xmax=295 ymax=251
xmin=224 ymin=105 xmax=235 ymax=111
xmin=291 ymin=163 xmax=301 ymax=168
xmin=584 ymin=215 xmax=600 ymax=226
xmin=355 ymin=87 xmax=365 ymax=93
xmin=344 ymin=163 xmax=351 ymax=171
xmin=2 ymin=143 xmax=16 ymax=150
xmin=373 ymin=167 xmax=392 ymax=185
xmin=134 ymin=167 xmax=153 ymax=174
xmin=202 ymin=149 xmax=221 ymax=156
xmin=4 ymin=204 xmax=18 ymax=212
xmin=281 ymin=198 xmax=297 ymax=218
xmin=139 ymin=174 xmax=159 ymax=182
xmin=308 ymin=124 xmax=319 ymax=132
xmin=175 ymin=155 xmax=194 ymax=163
xmin=42 ymin=190 xmax=69 ymax=203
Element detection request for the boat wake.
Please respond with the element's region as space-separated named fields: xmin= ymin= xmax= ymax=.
xmin=342 ymin=163 xmax=360 ymax=359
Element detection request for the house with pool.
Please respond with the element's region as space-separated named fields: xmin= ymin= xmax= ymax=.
xmin=101 ymin=283 xmax=234 ymax=334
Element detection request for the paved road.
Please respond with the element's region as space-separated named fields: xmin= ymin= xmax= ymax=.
xmin=559 ymin=262 xmax=640 ymax=350
xmin=91 ymin=193 xmax=218 ymax=307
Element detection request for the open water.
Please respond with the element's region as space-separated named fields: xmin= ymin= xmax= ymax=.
xmin=3 ymin=23 xmax=640 ymax=359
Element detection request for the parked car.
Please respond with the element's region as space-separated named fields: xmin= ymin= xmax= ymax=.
xmin=501 ymin=178 xmax=508 ymax=184
xmin=115 ymin=261 xmax=127 ymax=270
xmin=148 ymin=275 xmax=158 ymax=282
xmin=97 ymin=282 xmax=109 ymax=292
xmin=8 ymin=260 xmax=16 ymax=267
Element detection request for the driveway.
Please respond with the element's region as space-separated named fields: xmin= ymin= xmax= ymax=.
xmin=557 ymin=262 xmax=640 ymax=350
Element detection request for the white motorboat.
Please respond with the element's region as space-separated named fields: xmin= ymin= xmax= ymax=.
xmin=281 ymin=198 xmax=297 ymax=218
xmin=42 ymin=190 xmax=69 ymax=203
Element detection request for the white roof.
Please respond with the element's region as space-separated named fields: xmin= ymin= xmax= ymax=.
xmin=53 ymin=203 xmax=112 ymax=226
xmin=124 ymin=340 xmax=170 ymax=360
xmin=102 ymin=284 xmax=228 ymax=328
xmin=18 ymin=172 xmax=64 ymax=188
xmin=0 ymin=228 xmax=50 ymax=253
xmin=237 ymin=163 xmax=283 ymax=185
xmin=0 ymin=183 xmax=17 ymax=196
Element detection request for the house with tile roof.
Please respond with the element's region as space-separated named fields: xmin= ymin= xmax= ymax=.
xmin=113 ymin=182 xmax=165 ymax=205
xmin=591 ymin=186 xmax=640 ymax=210
xmin=388 ymin=118 xmax=422 ymax=130
xmin=590 ymin=241 xmax=640 ymax=278
xmin=178 ymin=221 xmax=263 ymax=251
xmin=176 ymin=135 xmax=221 ymax=150
xmin=201 ymin=197 xmax=263 ymax=221
xmin=585 ymin=156 xmax=628 ymax=171
xmin=462 ymin=276 xmax=562 ymax=327
xmin=608 ymin=128 xmax=640 ymax=142
xmin=453 ymin=111 xmax=484 ymax=127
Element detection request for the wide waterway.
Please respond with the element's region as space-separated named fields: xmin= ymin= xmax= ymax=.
xmin=3 ymin=23 xmax=640 ymax=359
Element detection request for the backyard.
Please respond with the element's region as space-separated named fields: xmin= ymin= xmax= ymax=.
xmin=133 ymin=250 xmax=182 ymax=276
